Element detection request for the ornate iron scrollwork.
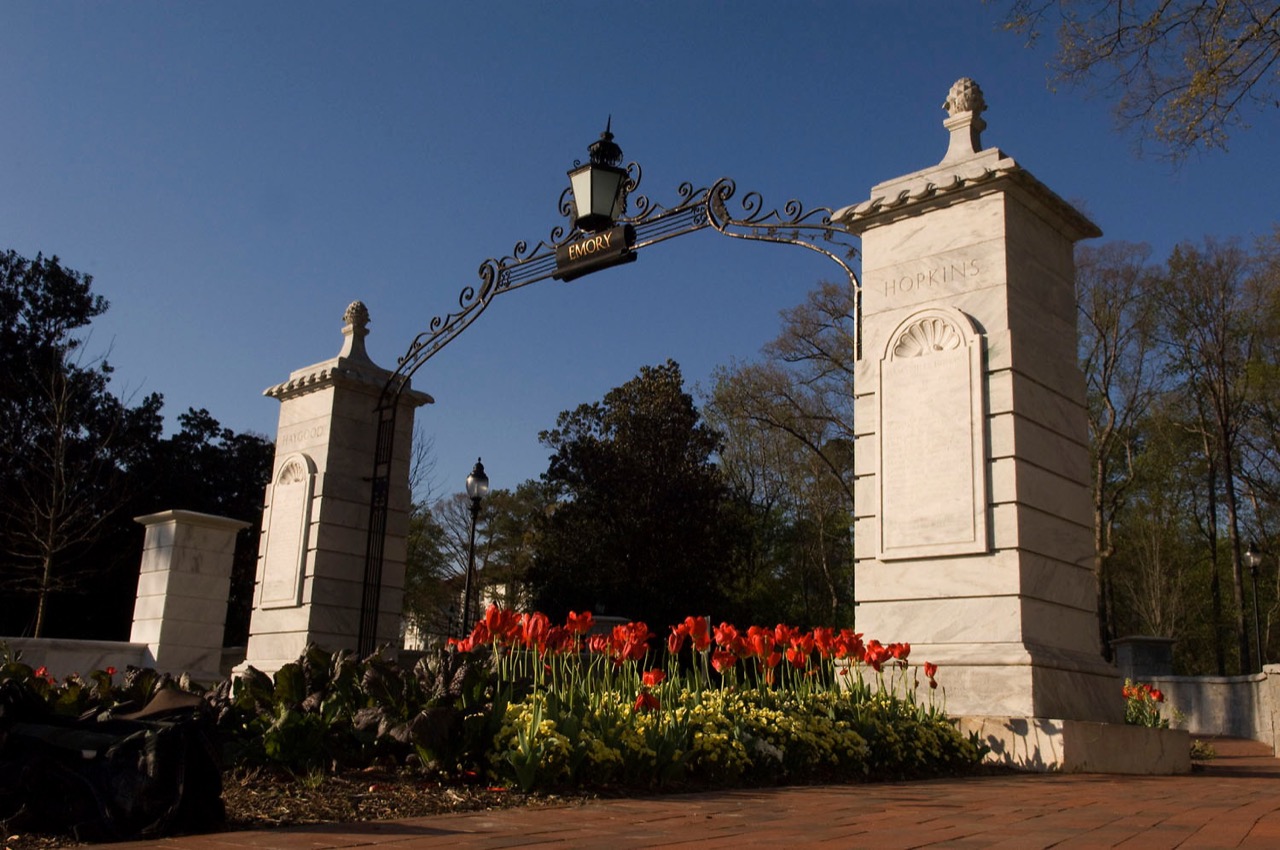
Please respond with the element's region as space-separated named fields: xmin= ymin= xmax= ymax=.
xmin=358 ymin=167 xmax=862 ymax=654
xmin=381 ymin=167 xmax=859 ymax=410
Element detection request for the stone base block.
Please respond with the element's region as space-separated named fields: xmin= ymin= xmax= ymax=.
xmin=960 ymin=716 xmax=1190 ymax=774
xmin=911 ymin=642 xmax=1124 ymax=722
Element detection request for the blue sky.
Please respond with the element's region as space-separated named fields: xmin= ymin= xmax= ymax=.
xmin=4 ymin=2 xmax=1278 ymax=499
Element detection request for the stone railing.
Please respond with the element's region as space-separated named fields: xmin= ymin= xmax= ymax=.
xmin=1144 ymin=669 xmax=1278 ymax=750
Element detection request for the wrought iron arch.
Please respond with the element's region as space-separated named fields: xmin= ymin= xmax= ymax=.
xmin=357 ymin=167 xmax=861 ymax=653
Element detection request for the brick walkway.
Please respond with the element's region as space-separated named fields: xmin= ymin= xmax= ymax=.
xmin=108 ymin=738 xmax=1280 ymax=849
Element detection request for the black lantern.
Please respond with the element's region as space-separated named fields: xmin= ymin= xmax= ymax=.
xmin=568 ymin=120 xmax=627 ymax=233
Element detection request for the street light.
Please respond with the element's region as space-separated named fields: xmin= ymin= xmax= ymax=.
xmin=567 ymin=118 xmax=627 ymax=233
xmin=1245 ymin=541 xmax=1264 ymax=670
xmin=459 ymin=458 xmax=490 ymax=635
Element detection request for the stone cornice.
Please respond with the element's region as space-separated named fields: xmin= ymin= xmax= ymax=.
xmin=264 ymin=357 xmax=433 ymax=407
xmin=835 ymin=150 xmax=1101 ymax=244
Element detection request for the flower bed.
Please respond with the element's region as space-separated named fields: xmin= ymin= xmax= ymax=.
xmin=1 ymin=609 xmax=985 ymax=810
xmin=450 ymin=608 xmax=984 ymax=790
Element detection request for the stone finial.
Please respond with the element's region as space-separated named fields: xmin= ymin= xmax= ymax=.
xmin=941 ymin=78 xmax=988 ymax=164
xmin=943 ymin=78 xmax=986 ymax=118
xmin=343 ymin=300 xmax=370 ymax=329
xmin=339 ymin=300 xmax=373 ymax=363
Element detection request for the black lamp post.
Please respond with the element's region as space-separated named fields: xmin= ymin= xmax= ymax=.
xmin=459 ymin=458 xmax=489 ymax=635
xmin=1246 ymin=541 xmax=1264 ymax=669
xmin=567 ymin=118 xmax=627 ymax=233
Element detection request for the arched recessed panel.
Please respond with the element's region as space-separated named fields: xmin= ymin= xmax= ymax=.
xmin=878 ymin=307 xmax=988 ymax=560
xmin=260 ymin=452 xmax=316 ymax=609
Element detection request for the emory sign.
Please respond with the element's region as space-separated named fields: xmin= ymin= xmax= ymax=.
xmin=553 ymin=223 xmax=637 ymax=282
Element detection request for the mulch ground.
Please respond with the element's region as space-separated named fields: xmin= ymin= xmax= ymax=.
xmin=4 ymin=767 xmax=597 ymax=850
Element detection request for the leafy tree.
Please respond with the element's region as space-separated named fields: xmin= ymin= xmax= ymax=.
xmin=706 ymin=366 xmax=855 ymax=625
xmin=1156 ymin=238 xmax=1263 ymax=672
xmin=404 ymin=481 xmax=549 ymax=642
xmin=529 ymin=360 xmax=742 ymax=628
xmin=1002 ymin=1 xmax=1280 ymax=157
xmin=1075 ymin=242 xmax=1165 ymax=655
xmin=0 ymin=251 xmax=163 ymax=636
xmin=704 ymin=278 xmax=859 ymax=625
xmin=402 ymin=501 xmax=455 ymax=642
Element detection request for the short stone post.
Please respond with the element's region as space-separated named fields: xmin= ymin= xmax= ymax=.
xmin=130 ymin=509 xmax=249 ymax=680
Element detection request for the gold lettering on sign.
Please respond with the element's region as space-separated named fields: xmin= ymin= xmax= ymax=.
xmin=566 ymin=229 xmax=615 ymax=261
xmin=882 ymin=258 xmax=980 ymax=297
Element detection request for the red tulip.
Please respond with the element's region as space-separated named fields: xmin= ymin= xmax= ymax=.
xmin=520 ymin=612 xmax=552 ymax=650
xmin=634 ymin=691 xmax=660 ymax=712
xmin=484 ymin=606 xmax=521 ymax=643
xmin=685 ymin=616 xmax=711 ymax=651
xmin=711 ymin=650 xmax=738 ymax=674
xmin=745 ymin=627 xmax=775 ymax=660
xmin=545 ymin=626 xmax=574 ymax=654
xmin=864 ymin=640 xmax=889 ymax=672
xmin=714 ymin=622 xmax=743 ymax=654
xmin=668 ymin=624 xmax=689 ymax=655
xmin=812 ymin=627 xmax=836 ymax=658
xmin=642 ymin=668 xmax=665 ymax=687
xmin=565 ymin=610 xmax=594 ymax=636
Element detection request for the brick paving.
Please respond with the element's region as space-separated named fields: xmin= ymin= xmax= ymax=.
xmin=105 ymin=738 xmax=1280 ymax=849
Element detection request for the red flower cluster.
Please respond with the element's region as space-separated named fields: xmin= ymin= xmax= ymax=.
xmin=589 ymin=621 xmax=655 ymax=665
xmin=1123 ymin=681 xmax=1164 ymax=703
xmin=449 ymin=605 xmax=655 ymax=665
xmin=449 ymin=606 xmax=939 ymax=691
xmin=667 ymin=616 xmax=711 ymax=654
xmin=448 ymin=607 xmax=592 ymax=655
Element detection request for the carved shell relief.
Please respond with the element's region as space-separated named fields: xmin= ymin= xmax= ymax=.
xmin=892 ymin=316 xmax=963 ymax=358
xmin=276 ymin=454 xmax=313 ymax=485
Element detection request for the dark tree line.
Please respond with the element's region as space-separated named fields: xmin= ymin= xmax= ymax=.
xmin=0 ymin=250 xmax=272 ymax=642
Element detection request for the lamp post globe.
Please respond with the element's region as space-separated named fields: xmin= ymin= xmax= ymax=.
xmin=466 ymin=459 xmax=490 ymax=503
xmin=568 ymin=119 xmax=627 ymax=233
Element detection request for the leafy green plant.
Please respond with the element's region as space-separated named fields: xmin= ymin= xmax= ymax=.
xmin=1190 ymin=738 xmax=1217 ymax=760
xmin=1122 ymin=679 xmax=1170 ymax=728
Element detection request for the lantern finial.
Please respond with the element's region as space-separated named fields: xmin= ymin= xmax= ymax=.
xmin=587 ymin=118 xmax=623 ymax=168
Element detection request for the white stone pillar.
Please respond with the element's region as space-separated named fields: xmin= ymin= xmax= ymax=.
xmin=237 ymin=302 xmax=431 ymax=675
xmin=835 ymin=78 xmax=1120 ymax=722
xmin=130 ymin=509 xmax=249 ymax=681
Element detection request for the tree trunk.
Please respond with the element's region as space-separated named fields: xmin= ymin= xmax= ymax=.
xmin=34 ymin=554 xmax=53 ymax=638
xmin=1220 ymin=438 xmax=1251 ymax=672
xmin=1206 ymin=447 xmax=1226 ymax=676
